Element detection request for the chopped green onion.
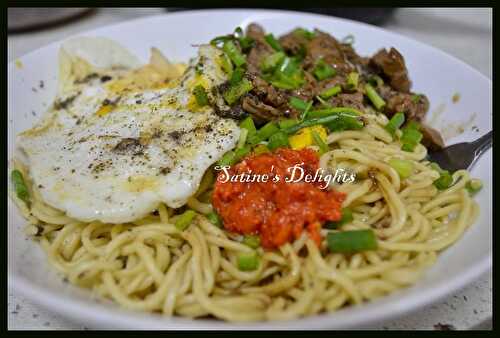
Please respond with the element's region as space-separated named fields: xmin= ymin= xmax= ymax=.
xmin=247 ymin=121 xmax=280 ymax=145
xmin=237 ymin=251 xmax=260 ymax=271
xmin=434 ymin=171 xmax=453 ymax=190
xmin=237 ymin=128 xmax=249 ymax=149
xmin=175 ymin=210 xmax=196 ymax=231
xmin=300 ymin=101 xmax=313 ymax=120
xmin=206 ymin=211 xmax=222 ymax=228
xmin=229 ymin=67 xmax=245 ymax=86
xmin=219 ymin=53 xmax=234 ymax=76
xmin=466 ymin=179 xmax=483 ymax=194
xmin=193 ymin=85 xmax=209 ymax=106
xmin=257 ymin=121 xmax=280 ymax=141
xmin=218 ymin=151 xmax=236 ymax=167
xmin=320 ymin=85 xmax=342 ymax=99
xmin=384 ymin=112 xmax=405 ymax=136
xmin=267 ymin=131 xmax=289 ymax=150
xmin=279 ymin=56 xmax=301 ymax=75
xmin=269 ymin=76 xmax=304 ymax=90
xmin=289 ymin=97 xmax=309 ymax=111
xmin=218 ymin=146 xmax=251 ymax=166
xmin=430 ymin=163 xmax=453 ymax=190
xmin=260 ymin=52 xmax=286 ymax=72
xmin=341 ymin=34 xmax=355 ymax=45
xmin=223 ymin=78 xmax=253 ymax=105
xmin=368 ymin=75 xmax=384 ymax=87
xmin=234 ymin=146 xmax=251 ymax=161
xmin=238 ymin=36 xmax=254 ymax=51
xmin=264 ymin=56 xmax=305 ymax=90
xmin=307 ymin=107 xmax=363 ymax=119
xmin=388 ymin=158 xmax=413 ymax=179
xmin=315 ymin=95 xmax=331 ymax=108
xmin=242 ymin=235 xmax=261 ymax=249
xmin=222 ymin=40 xmax=246 ymax=67
xmin=239 ymin=116 xmax=257 ymax=137
xmin=11 ymin=169 xmax=29 ymax=204
xmin=293 ymin=28 xmax=315 ymax=40
xmin=311 ymin=130 xmax=329 ymax=155
xmin=210 ymin=35 xmax=233 ymax=47
xmin=346 ymin=72 xmax=359 ymax=90
xmin=283 ymin=112 xmax=363 ymax=134
xmin=324 ymin=208 xmax=353 ymax=229
xmin=253 ymin=144 xmax=270 ymax=155
xmin=411 ymin=93 xmax=422 ymax=104
xmin=365 ymin=83 xmax=386 ymax=110
xmin=233 ymin=26 xmax=244 ymax=38
xmin=400 ymin=127 xmax=423 ymax=152
xmin=326 ymin=229 xmax=377 ymax=253
xmin=313 ymin=59 xmax=336 ymax=81
xmin=264 ymin=33 xmax=283 ymax=51
xmin=279 ymin=118 xmax=299 ymax=130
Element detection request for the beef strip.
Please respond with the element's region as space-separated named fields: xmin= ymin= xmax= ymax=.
xmin=242 ymin=94 xmax=286 ymax=122
xmin=279 ymin=30 xmax=310 ymax=55
xmin=246 ymin=23 xmax=266 ymax=41
xmin=370 ymin=47 xmax=411 ymax=93
xmin=420 ymin=123 xmax=445 ymax=151
xmin=385 ymin=92 xmax=429 ymax=122
xmin=304 ymin=30 xmax=354 ymax=74
xmin=329 ymin=92 xmax=366 ymax=111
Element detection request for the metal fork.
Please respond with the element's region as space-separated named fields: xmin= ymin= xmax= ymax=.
xmin=426 ymin=130 xmax=492 ymax=172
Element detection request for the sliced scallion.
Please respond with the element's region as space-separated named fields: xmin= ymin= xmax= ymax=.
xmin=324 ymin=208 xmax=353 ymax=229
xmin=313 ymin=59 xmax=336 ymax=81
xmin=223 ymin=78 xmax=253 ymax=105
xmin=319 ymin=85 xmax=342 ymax=99
xmin=175 ymin=210 xmax=196 ymax=231
xmin=264 ymin=33 xmax=283 ymax=51
xmin=11 ymin=169 xmax=29 ymax=204
xmin=222 ymin=40 xmax=246 ymax=67
xmin=365 ymin=83 xmax=386 ymax=110
xmin=326 ymin=229 xmax=377 ymax=253
xmin=388 ymin=158 xmax=413 ymax=179
xmin=193 ymin=85 xmax=209 ymax=106
xmin=237 ymin=251 xmax=260 ymax=271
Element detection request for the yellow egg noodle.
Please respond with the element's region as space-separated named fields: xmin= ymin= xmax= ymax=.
xmin=10 ymin=115 xmax=479 ymax=321
xmin=10 ymin=37 xmax=480 ymax=322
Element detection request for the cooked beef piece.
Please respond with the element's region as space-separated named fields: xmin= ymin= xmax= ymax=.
xmin=385 ymin=92 xmax=429 ymax=121
xmin=329 ymin=92 xmax=366 ymax=111
xmin=279 ymin=30 xmax=310 ymax=55
xmin=304 ymin=30 xmax=354 ymax=74
xmin=290 ymin=71 xmax=317 ymax=102
xmin=420 ymin=123 xmax=445 ymax=151
xmin=247 ymin=73 xmax=289 ymax=107
xmin=370 ymin=48 xmax=411 ymax=93
xmin=242 ymin=94 xmax=286 ymax=122
xmin=245 ymin=24 xmax=274 ymax=74
xmin=246 ymin=23 xmax=266 ymax=41
xmin=246 ymin=40 xmax=274 ymax=74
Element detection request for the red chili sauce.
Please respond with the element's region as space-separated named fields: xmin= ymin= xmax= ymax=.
xmin=212 ymin=148 xmax=345 ymax=249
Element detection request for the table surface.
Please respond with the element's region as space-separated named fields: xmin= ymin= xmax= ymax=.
xmin=7 ymin=7 xmax=492 ymax=330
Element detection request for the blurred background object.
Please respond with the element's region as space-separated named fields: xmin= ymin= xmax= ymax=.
xmin=8 ymin=8 xmax=95 ymax=33
xmin=166 ymin=8 xmax=396 ymax=24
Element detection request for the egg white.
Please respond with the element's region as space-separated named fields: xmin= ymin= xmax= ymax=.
xmin=17 ymin=44 xmax=240 ymax=223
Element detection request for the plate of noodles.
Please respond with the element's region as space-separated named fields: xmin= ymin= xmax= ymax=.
xmin=8 ymin=9 xmax=492 ymax=329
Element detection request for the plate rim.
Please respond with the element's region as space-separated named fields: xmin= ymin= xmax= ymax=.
xmin=8 ymin=8 xmax=492 ymax=329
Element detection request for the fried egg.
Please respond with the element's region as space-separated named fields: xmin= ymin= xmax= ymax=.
xmin=17 ymin=38 xmax=240 ymax=223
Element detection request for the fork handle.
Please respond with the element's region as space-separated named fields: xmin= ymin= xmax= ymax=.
xmin=472 ymin=130 xmax=492 ymax=158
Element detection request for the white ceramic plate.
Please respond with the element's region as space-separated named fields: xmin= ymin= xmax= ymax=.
xmin=7 ymin=9 xmax=492 ymax=330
